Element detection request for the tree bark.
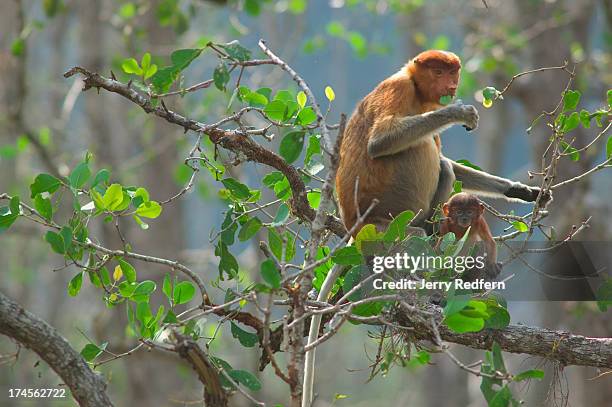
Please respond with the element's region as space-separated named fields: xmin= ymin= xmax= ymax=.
xmin=0 ymin=290 xmax=114 ymax=407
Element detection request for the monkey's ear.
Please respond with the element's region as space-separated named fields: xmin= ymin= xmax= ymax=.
xmin=442 ymin=203 xmax=449 ymax=216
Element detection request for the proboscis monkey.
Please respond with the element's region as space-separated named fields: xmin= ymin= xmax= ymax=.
xmin=336 ymin=49 xmax=551 ymax=236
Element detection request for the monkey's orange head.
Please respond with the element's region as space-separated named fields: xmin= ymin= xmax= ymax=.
xmin=443 ymin=192 xmax=484 ymax=228
xmin=408 ymin=50 xmax=461 ymax=102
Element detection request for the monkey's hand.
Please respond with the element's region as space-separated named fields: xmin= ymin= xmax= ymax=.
xmin=507 ymin=183 xmax=553 ymax=207
xmin=445 ymin=102 xmax=479 ymax=131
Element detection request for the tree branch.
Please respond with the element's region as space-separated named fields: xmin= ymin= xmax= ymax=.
xmin=395 ymin=309 xmax=612 ymax=369
xmin=63 ymin=67 xmax=347 ymax=238
xmin=0 ymin=290 xmax=114 ymax=407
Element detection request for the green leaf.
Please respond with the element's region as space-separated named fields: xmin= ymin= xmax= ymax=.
xmin=483 ymin=304 xmax=510 ymax=329
xmin=489 ymin=385 xmax=512 ymax=407
xmin=216 ymin=241 xmax=239 ymax=280
xmin=331 ymin=246 xmax=362 ymax=265
xmin=262 ymin=171 xmax=285 ymax=188
xmin=608 ymin=89 xmax=612 ymax=107
xmin=240 ymin=87 xmax=268 ymax=107
xmin=45 ymin=231 xmax=65 ymax=254
xmin=118 ymin=258 xmax=137 ymax=283
xmin=220 ymin=210 xmax=237 ymax=246
xmin=244 ymin=0 xmax=261 ymax=15
xmin=118 ymin=282 xmax=136 ymax=298
xmin=219 ymin=41 xmax=251 ymax=62
xmin=150 ymin=66 xmax=179 ymax=94
xmin=173 ymin=281 xmax=196 ymax=304
xmin=43 ymin=0 xmax=62 ymax=17
xmin=163 ymin=310 xmax=178 ymax=323
xmin=439 ymin=95 xmax=452 ymax=105
xmin=238 ymin=217 xmax=262 ymax=241
xmin=268 ymin=228 xmax=283 ymax=260
xmin=273 ymin=177 xmax=291 ymax=200
xmin=560 ymin=140 xmax=580 ymax=161
xmin=144 ymin=64 xmax=158 ymax=80
xmin=444 ymin=312 xmax=485 ymax=333
xmin=134 ymin=187 xmax=150 ymax=203
xmin=443 ymin=292 xmax=471 ymax=317
xmin=132 ymin=280 xmax=156 ymax=303
xmin=68 ymin=161 xmax=91 ymax=189
xmin=102 ymin=184 xmax=124 ymax=211
xmin=213 ymin=62 xmax=230 ymax=91
xmin=91 ymin=169 xmax=110 ymax=188
xmin=68 ymin=272 xmax=83 ymax=297
xmin=140 ymin=52 xmax=151 ymax=71
xmin=99 ymin=267 xmax=111 ymax=286
xmin=297 ymin=107 xmax=317 ymax=125
xmin=562 ymin=111 xmax=580 ymax=133
xmin=30 ymin=174 xmax=62 ymax=198
xmin=119 ymin=3 xmax=136 ymax=19
xmin=296 ymin=91 xmax=307 ymax=108
xmin=383 ymin=210 xmax=415 ymax=242
xmin=231 ymin=322 xmax=259 ymax=347
xmin=270 ymin=203 xmax=289 ymax=227
xmin=305 ymin=134 xmax=321 ymax=164
xmin=596 ymin=278 xmax=612 ymax=312
xmin=136 ymin=301 xmax=152 ymax=325
xmin=222 ymin=178 xmax=251 ymax=200
xmin=0 ymin=197 xmax=20 ymax=231
xmin=228 ymin=370 xmax=262 ymax=391
xmin=579 ymin=109 xmax=591 ymax=129
xmin=279 ymin=131 xmax=305 ymax=163
xmin=606 ymin=135 xmax=612 ymax=160
xmin=514 ymin=369 xmax=544 ymax=382
xmin=264 ymin=100 xmax=287 ymax=121
xmin=170 ymin=48 xmax=203 ymax=70
xmin=60 ymin=226 xmax=73 ymax=253
xmin=512 ymin=221 xmax=528 ymax=233
xmin=325 ymin=86 xmax=335 ymax=101
xmin=491 ymin=342 xmax=507 ymax=373
xmin=11 ymin=38 xmax=25 ymax=57
xmin=162 ymin=273 xmax=173 ymax=303
xmin=307 ymin=191 xmax=321 ymax=209
xmin=260 ymin=259 xmax=281 ymax=289
xmin=122 ymin=58 xmax=142 ymax=75
xmin=288 ymin=0 xmax=307 ymax=13
xmin=80 ymin=343 xmax=105 ymax=362
xmin=136 ymin=201 xmax=162 ymax=219
xmin=355 ymin=224 xmax=382 ymax=252
xmin=455 ymin=159 xmax=483 ymax=171
xmin=562 ymin=90 xmax=580 ymax=111
xmin=284 ymin=231 xmax=296 ymax=261
xmin=482 ymin=86 xmax=498 ymax=100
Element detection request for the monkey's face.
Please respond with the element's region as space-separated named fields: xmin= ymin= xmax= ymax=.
xmin=454 ymin=209 xmax=476 ymax=228
xmin=429 ymin=67 xmax=460 ymax=99
xmin=415 ymin=66 xmax=460 ymax=103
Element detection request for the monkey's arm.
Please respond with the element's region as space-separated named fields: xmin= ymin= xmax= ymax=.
xmin=367 ymin=103 xmax=478 ymax=158
xmin=477 ymin=218 xmax=497 ymax=263
xmin=450 ymin=159 xmax=552 ymax=206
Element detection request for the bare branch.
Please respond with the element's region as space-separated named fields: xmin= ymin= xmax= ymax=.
xmin=0 ymin=291 xmax=114 ymax=407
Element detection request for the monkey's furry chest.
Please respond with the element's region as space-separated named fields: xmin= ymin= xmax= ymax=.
xmin=378 ymin=137 xmax=440 ymax=216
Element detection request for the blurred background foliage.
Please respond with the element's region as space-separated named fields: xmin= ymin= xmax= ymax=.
xmin=0 ymin=0 xmax=610 ymax=406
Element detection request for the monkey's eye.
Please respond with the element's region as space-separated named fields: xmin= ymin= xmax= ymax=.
xmin=433 ymin=69 xmax=443 ymax=76
xmin=449 ymin=69 xmax=458 ymax=75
